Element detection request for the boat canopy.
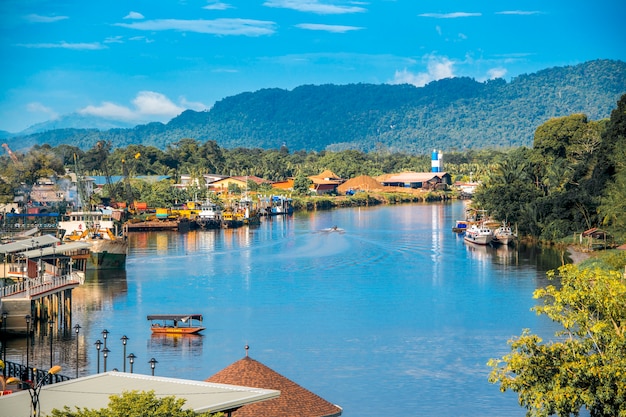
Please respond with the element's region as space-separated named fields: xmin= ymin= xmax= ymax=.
xmin=147 ymin=314 xmax=203 ymax=322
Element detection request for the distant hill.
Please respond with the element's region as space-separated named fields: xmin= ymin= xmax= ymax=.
xmin=4 ymin=59 xmax=625 ymax=154
xmin=16 ymin=113 xmax=140 ymax=136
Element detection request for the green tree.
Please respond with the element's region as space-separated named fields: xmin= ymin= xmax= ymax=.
xmin=51 ymin=390 xmax=223 ymax=417
xmin=293 ymin=172 xmax=312 ymax=195
xmin=488 ymin=263 xmax=626 ymax=417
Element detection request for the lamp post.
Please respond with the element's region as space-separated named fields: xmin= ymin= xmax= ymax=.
xmin=7 ymin=365 xmax=62 ymax=417
xmin=101 ymin=329 xmax=109 ymax=349
xmin=149 ymin=358 xmax=158 ymax=376
xmin=120 ymin=335 xmax=128 ymax=372
xmin=102 ymin=347 xmax=110 ymax=372
xmin=127 ymin=353 xmax=136 ymax=374
xmin=73 ymin=324 xmax=81 ymax=378
xmin=48 ymin=320 xmax=54 ymax=369
xmin=1 ymin=312 xmax=6 ymax=378
xmin=95 ymin=340 xmax=102 ymax=373
xmin=38 ymin=246 xmax=43 ymax=279
xmin=25 ymin=315 xmax=31 ymax=380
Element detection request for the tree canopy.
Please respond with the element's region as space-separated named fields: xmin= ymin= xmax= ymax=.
xmin=50 ymin=390 xmax=223 ymax=417
xmin=488 ymin=255 xmax=626 ymax=417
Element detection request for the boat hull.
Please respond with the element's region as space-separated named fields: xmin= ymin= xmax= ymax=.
xmin=150 ymin=326 xmax=205 ymax=334
xmin=463 ymin=234 xmax=493 ymax=245
xmin=86 ymin=239 xmax=128 ymax=270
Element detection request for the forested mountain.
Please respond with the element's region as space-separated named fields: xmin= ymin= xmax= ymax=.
xmin=5 ymin=59 xmax=625 ymax=154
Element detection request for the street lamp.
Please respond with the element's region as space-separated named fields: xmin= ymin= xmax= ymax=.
xmin=101 ymin=329 xmax=109 ymax=349
xmin=73 ymin=324 xmax=81 ymax=378
xmin=48 ymin=320 xmax=54 ymax=369
xmin=1 ymin=312 xmax=6 ymax=378
xmin=127 ymin=353 xmax=136 ymax=373
xmin=7 ymin=365 xmax=62 ymax=417
xmin=149 ymin=358 xmax=158 ymax=376
xmin=120 ymin=335 xmax=128 ymax=372
xmin=102 ymin=347 xmax=110 ymax=372
xmin=25 ymin=315 xmax=31 ymax=380
xmin=94 ymin=340 xmax=102 ymax=373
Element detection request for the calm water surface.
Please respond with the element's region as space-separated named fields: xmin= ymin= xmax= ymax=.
xmin=7 ymin=201 xmax=570 ymax=416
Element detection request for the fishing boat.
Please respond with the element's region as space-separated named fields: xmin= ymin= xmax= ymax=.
xmin=58 ymin=210 xmax=127 ymax=270
xmin=147 ymin=314 xmax=205 ymax=334
xmin=463 ymin=223 xmax=494 ymax=245
xmin=492 ymin=222 xmax=517 ymax=246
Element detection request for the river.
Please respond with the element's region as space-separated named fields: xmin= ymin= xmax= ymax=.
xmin=5 ymin=201 xmax=569 ymax=416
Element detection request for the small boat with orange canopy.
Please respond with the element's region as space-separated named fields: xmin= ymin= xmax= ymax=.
xmin=147 ymin=314 xmax=205 ymax=334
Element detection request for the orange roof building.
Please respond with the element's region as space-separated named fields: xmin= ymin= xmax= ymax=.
xmin=206 ymin=353 xmax=342 ymax=417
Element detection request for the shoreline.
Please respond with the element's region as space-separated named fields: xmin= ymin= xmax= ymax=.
xmin=567 ymin=245 xmax=592 ymax=264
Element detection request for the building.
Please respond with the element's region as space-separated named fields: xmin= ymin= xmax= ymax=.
xmin=0 ymin=372 xmax=279 ymax=416
xmin=206 ymin=353 xmax=342 ymax=417
xmin=378 ymin=172 xmax=451 ymax=190
xmin=308 ymin=170 xmax=344 ymax=195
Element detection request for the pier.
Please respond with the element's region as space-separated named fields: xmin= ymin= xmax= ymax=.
xmin=1 ymin=236 xmax=89 ymax=333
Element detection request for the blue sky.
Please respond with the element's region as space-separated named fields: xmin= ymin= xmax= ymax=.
xmin=1 ymin=0 xmax=624 ymax=133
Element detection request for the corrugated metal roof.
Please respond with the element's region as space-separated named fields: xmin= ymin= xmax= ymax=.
xmin=0 ymin=372 xmax=280 ymax=416
xmin=0 ymin=235 xmax=60 ymax=254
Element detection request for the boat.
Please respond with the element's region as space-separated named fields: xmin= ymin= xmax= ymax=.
xmin=147 ymin=314 xmax=205 ymax=334
xmin=463 ymin=223 xmax=494 ymax=245
xmin=195 ymin=200 xmax=223 ymax=229
xmin=452 ymin=220 xmax=470 ymax=233
xmin=493 ymin=222 xmax=517 ymax=246
xmin=58 ymin=210 xmax=128 ymax=270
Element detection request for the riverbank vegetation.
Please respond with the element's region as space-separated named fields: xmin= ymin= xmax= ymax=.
xmin=488 ymin=249 xmax=626 ymax=417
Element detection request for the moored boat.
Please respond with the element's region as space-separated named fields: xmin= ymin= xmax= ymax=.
xmin=59 ymin=210 xmax=127 ymax=270
xmin=493 ymin=222 xmax=517 ymax=246
xmin=195 ymin=200 xmax=223 ymax=229
xmin=147 ymin=314 xmax=205 ymax=334
xmin=463 ymin=223 xmax=494 ymax=245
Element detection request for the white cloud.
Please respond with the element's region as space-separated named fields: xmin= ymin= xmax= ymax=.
xmin=133 ymin=92 xmax=184 ymax=117
xmin=180 ymin=97 xmax=208 ymax=111
xmin=116 ymin=18 xmax=276 ymax=36
xmin=487 ymin=67 xmax=507 ymax=79
xmin=296 ymin=23 xmax=364 ymax=33
xmin=78 ymin=92 xmax=187 ymax=121
xmin=263 ymin=0 xmax=366 ymax=14
xmin=24 ymin=14 xmax=69 ymax=23
xmin=26 ymin=102 xmax=58 ymax=119
xmin=418 ymin=12 xmax=481 ymax=18
xmin=203 ymin=1 xmax=233 ymax=10
xmin=124 ymin=11 xmax=145 ymax=20
xmin=104 ymin=36 xmax=124 ymax=44
xmin=17 ymin=42 xmax=106 ymax=50
xmin=496 ymin=10 xmax=542 ymax=16
xmin=79 ymin=102 xmax=136 ymax=120
xmin=391 ymin=55 xmax=455 ymax=87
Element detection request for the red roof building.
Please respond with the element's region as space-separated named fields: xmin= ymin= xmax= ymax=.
xmin=206 ymin=354 xmax=342 ymax=417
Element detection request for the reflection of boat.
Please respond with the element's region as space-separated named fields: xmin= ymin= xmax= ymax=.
xmin=147 ymin=314 xmax=205 ymax=334
xmin=463 ymin=223 xmax=494 ymax=245
xmin=59 ymin=210 xmax=127 ymax=270
xmin=493 ymin=222 xmax=517 ymax=246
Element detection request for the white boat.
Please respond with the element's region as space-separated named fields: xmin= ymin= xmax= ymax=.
xmin=463 ymin=223 xmax=494 ymax=245
xmin=493 ymin=222 xmax=517 ymax=246
xmin=58 ymin=210 xmax=128 ymax=270
xmin=196 ymin=201 xmax=223 ymax=229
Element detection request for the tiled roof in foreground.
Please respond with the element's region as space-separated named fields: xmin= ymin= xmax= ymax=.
xmin=206 ymin=356 xmax=342 ymax=417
